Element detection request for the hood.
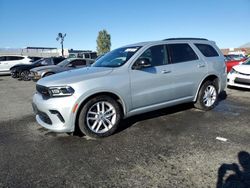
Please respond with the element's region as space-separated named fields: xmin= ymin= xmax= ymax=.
xmin=37 ymin=67 xmax=113 ymax=86
xmin=233 ymin=64 xmax=250 ymax=74
xmin=31 ymin=65 xmax=58 ymax=72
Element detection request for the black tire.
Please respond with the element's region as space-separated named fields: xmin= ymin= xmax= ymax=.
xmin=43 ymin=72 xmax=54 ymax=77
xmin=78 ymin=95 xmax=122 ymax=138
xmin=20 ymin=70 xmax=31 ymax=81
xmin=194 ymin=80 xmax=218 ymax=111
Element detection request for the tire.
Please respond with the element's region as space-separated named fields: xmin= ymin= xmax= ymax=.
xmin=20 ymin=70 xmax=31 ymax=81
xmin=194 ymin=80 xmax=218 ymax=111
xmin=43 ymin=72 xmax=54 ymax=77
xmin=78 ymin=95 xmax=122 ymax=138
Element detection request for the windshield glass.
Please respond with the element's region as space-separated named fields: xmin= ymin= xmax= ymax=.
xmin=243 ymin=58 xmax=250 ymax=65
xmin=92 ymin=46 xmax=141 ymax=67
xmin=57 ymin=59 xmax=71 ymax=67
xmin=32 ymin=59 xmax=44 ymax=65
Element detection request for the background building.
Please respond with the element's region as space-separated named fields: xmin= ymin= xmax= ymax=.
xmin=221 ymin=42 xmax=250 ymax=55
xmin=0 ymin=47 xmax=68 ymax=57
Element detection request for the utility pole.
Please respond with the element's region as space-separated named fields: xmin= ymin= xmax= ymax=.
xmin=56 ymin=33 xmax=66 ymax=57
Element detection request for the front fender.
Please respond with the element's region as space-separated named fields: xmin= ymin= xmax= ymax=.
xmin=72 ymin=89 xmax=129 ymax=129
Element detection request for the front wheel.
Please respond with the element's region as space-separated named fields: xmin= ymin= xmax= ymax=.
xmin=194 ymin=80 xmax=218 ymax=111
xmin=78 ymin=95 xmax=122 ymax=138
xmin=20 ymin=70 xmax=31 ymax=81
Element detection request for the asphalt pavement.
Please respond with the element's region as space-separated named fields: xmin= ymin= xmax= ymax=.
xmin=0 ymin=76 xmax=249 ymax=187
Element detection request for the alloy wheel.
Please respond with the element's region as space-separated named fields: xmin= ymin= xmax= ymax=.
xmin=203 ymin=85 xmax=217 ymax=107
xmin=86 ymin=101 xmax=117 ymax=134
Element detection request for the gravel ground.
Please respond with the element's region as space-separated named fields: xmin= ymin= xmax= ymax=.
xmin=0 ymin=75 xmax=249 ymax=188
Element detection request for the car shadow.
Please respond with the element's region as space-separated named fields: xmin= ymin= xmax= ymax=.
xmin=0 ymin=74 xmax=10 ymax=80
xmin=117 ymin=102 xmax=194 ymax=133
xmin=218 ymin=90 xmax=227 ymax=101
xmin=117 ymin=91 xmax=228 ymax=134
xmin=216 ymin=151 xmax=250 ymax=188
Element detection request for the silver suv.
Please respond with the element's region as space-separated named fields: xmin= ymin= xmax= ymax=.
xmin=32 ymin=38 xmax=227 ymax=138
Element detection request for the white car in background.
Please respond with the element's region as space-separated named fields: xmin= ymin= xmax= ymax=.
xmin=227 ymin=58 xmax=250 ymax=89
xmin=0 ymin=55 xmax=32 ymax=75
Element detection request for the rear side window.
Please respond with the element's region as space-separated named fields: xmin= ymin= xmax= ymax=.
xmin=84 ymin=54 xmax=90 ymax=59
xmin=71 ymin=60 xmax=86 ymax=67
xmin=168 ymin=43 xmax=198 ymax=64
xmin=90 ymin=53 xmax=97 ymax=59
xmin=0 ymin=56 xmax=6 ymax=61
xmin=195 ymin=43 xmax=219 ymax=57
xmin=6 ymin=56 xmax=24 ymax=61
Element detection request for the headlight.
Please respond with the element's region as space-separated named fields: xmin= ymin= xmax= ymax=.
xmin=48 ymin=86 xmax=75 ymax=97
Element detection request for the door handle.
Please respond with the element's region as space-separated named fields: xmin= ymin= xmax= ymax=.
xmin=198 ymin=64 xmax=205 ymax=68
xmin=161 ymin=70 xmax=171 ymax=74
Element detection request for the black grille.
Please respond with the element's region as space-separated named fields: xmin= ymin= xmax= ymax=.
xmin=234 ymin=78 xmax=250 ymax=86
xmin=38 ymin=111 xmax=52 ymax=125
xmin=36 ymin=84 xmax=50 ymax=97
xmin=32 ymin=103 xmax=52 ymax=125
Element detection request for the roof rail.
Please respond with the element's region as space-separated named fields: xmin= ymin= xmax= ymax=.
xmin=164 ymin=38 xmax=208 ymax=41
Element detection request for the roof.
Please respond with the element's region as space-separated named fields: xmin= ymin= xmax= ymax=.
xmin=26 ymin=47 xmax=57 ymax=50
xmin=123 ymin=38 xmax=212 ymax=48
xmin=68 ymin=49 xmax=94 ymax=53
xmin=164 ymin=38 xmax=208 ymax=41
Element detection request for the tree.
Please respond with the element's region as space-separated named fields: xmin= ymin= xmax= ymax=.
xmin=96 ymin=29 xmax=111 ymax=55
xmin=56 ymin=33 xmax=66 ymax=57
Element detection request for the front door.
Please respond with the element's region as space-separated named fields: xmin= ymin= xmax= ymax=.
xmin=130 ymin=45 xmax=174 ymax=110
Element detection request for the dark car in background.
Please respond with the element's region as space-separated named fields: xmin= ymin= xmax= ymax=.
xmin=10 ymin=57 xmax=65 ymax=80
xmin=29 ymin=58 xmax=94 ymax=81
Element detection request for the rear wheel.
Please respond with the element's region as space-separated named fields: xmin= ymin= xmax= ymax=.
xmin=20 ymin=70 xmax=30 ymax=81
xmin=194 ymin=80 xmax=218 ymax=111
xmin=78 ymin=95 xmax=122 ymax=138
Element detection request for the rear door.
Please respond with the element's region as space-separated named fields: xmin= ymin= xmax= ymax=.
xmin=167 ymin=43 xmax=207 ymax=100
xmin=5 ymin=56 xmax=25 ymax=70
xmin=130 ymin=45 xmax=174 ymax=109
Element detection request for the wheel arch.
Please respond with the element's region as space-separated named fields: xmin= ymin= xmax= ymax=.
xmin=194 ymin=74 xmax=219 ymax=102
xmin=74 ymin=91 xmax=127 ymax=130
xmin=42 ymin=71 xmax=54 ymax=77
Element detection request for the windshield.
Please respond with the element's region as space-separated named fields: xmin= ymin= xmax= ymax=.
xmin=57 ymin=59 xmax=71 ymax=67
xmin=226 ymin=54 xmax=245 ymax=61
xmin=92 ymin=46 xmax=141 ymax=67
xmin=243 ymin=58 xmax=250 ymax=65
xmin=32 ymin=59 xmax=44 ymax=65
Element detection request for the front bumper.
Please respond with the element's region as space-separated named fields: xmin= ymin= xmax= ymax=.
xmin=227 ymin=73 xmax=250 ymax=89
xmin=29 ymin=71 xmax=42 ymax=81
xmin=32 ymin=93 xmax=77 ymax=132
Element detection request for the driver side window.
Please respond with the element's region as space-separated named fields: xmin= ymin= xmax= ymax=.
xmin=70 ymin=60 xmax=86 ymax=67
xmin=137 ymin=45 xmax=166 ymax=67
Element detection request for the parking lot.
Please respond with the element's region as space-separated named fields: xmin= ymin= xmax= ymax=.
xmin=0 ymin=75 xmax=249 ymax=187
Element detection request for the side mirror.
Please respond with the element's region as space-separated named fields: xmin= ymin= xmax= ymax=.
xmin=133 ymin=58 xmax=151 ymax=70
